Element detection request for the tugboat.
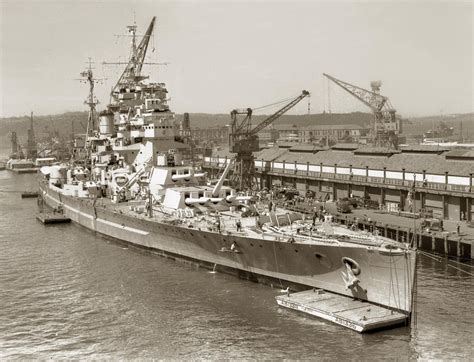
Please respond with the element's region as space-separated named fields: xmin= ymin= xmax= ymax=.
xmin=39 ymin=17 xmax=417 ymax=330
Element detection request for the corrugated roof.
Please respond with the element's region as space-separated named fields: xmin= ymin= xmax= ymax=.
xmin=255 ymin=147 xmax=288 ymax=161
xmin=400 ymin=145 xmax=450 ymax=153
xmin=264 ymin=149 xmax=474 ymax=175
xmin=276 ymin=141 xmax=300 ymax=148
xmin=289 ymin=144 xmax=326 ymax=153
xmin=445 ymin=149 xmax=474 ymax=158
xmin=354 ymin=147 xmax=400 ymax=155
xmin=331 ymin=143 xmax=360 ymax=150
xmin=211 ymin=145 xmax=474 ymax=176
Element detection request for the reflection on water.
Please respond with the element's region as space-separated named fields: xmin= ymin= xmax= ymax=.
xmin=0 ymin=171 xmax=472 ymax=359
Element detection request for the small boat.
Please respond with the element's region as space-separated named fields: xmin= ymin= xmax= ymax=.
xmin=21 ymin=191 xmax=39 ymax=198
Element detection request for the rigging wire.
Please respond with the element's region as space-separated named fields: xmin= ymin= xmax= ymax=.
xmin=271 ymin=238 xmax=284 ymax=290
xmin=252 ymin=94 xmax=300 ymax=113
xmin=393 ymin=253 xmax=402 ymax=311
xmin=410 ymin=256 xmax=418 ymax=333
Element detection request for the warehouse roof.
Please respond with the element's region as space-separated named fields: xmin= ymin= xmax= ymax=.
xmin=289 ymin=144 xmax=326 ymax=153
xmin=211 ymin=145 xmax=474 ymax=176
xmin=399 ymin=144 xmax=451 ymax=153
xmin=444 ymin=149 xmax=474 ymax=159
xmin=331 ymin=143 xmax=360 ymax=150
xmin=354 ymin=147 xmax=400 ymax=155
xmin=269 ymin=149 xmax=474 ymax=175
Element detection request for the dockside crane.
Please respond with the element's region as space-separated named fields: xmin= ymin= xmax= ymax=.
xmin=323 ymin=73 xmax=400 ymax=148
xmin=9 ymin=132 xmax=24 ymax=160
xmin=229 ymin=90 xmax=310 ymax=190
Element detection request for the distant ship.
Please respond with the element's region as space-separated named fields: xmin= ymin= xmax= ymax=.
xmin=423 ymin=121 xmax=454 ymax=142
xmin=39 ymin=17 xmax=417 ymax=319
xmin=6 ymin=116 xmax=38 ymax=173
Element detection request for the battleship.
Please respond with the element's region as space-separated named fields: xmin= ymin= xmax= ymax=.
xmin=38 ymin=17 xmax=417 ymax=329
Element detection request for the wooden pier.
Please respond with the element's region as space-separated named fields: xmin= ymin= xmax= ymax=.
xmin=36 ymin=213 xmax=71 ymax=225
xmin=276 ymin=289 xmax=408 ymax=333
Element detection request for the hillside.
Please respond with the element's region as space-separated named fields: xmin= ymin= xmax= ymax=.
xmin=176 ymin=112 xmax=373 ymax=129
xmin=0 ymin=112 xmax=88 ymax=147
xmin=401 ymin=113 xmax=474 ymax=138
xmin=1 ymin=111 xmax=473 ymax=147
xmin=0 ymin=111 xmax=373 ymax=145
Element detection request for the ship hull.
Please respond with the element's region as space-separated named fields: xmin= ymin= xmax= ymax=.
xmin=40 ymin=183 xmax=416 ymax=314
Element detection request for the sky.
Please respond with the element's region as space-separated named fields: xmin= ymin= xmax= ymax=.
xmin=0 ymin=0 xmax=472 ymax=118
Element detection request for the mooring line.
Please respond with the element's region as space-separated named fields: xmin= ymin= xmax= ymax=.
xmin=418 ymin=250 xmax=474 ymax=277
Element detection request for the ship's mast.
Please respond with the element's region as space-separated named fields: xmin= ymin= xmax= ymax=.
xmin=79 ymin=58 xmax=104 ymax=151
xmin=104 ymin=17 xmax=167 ymax=100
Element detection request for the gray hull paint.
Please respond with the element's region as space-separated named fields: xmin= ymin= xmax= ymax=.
xmin=41 ymin=184 xmax=416 ymax=313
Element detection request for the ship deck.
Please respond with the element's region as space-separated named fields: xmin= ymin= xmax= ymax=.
xmin=101 ymin=198 xmax=404 ymax=250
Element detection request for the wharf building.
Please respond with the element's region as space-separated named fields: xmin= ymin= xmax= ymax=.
xmin=204 ymin=144 xmax=474 ymax=222
xmin=265 ymin=124 xmax=370 ymax=144
xmin=190 ymin=126 xmax=229 ymax=147
xmin=187 ymin=123 xmax=370 ymax=147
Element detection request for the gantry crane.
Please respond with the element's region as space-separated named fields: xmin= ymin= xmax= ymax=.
xmin=229 ymin=90 xmax=310 ymax=190
xmin=323 ymin=73 xmax=400 ymax=148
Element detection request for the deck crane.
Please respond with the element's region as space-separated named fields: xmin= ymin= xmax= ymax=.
xmin=229 ymin=90 xmax=310 ymax=190
xmin=323 ymin=73 xmax=400 ymax=148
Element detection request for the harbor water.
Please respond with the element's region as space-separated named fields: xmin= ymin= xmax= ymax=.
xmin=0 ymin=170 xmax=473 ymax=359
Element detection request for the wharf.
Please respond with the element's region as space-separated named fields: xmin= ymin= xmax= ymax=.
xmin=334 ymin=208 xmax=473 ymax=260
xmin=276 ymin=289 xmax=408 ymax=333
xmin=36 ymin=213 xmax=71 ymax=225
xmin=284 ymin=201 xmax=473 ymax=260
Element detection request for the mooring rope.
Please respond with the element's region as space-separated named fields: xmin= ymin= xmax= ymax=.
xmin=411 ymin=260 xmax=418 ymax=332
xmin=418 ymin=250 xmax=474 ymax=277
xmin=271 ymin=240 xmax=284 ymax=290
